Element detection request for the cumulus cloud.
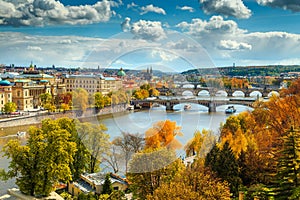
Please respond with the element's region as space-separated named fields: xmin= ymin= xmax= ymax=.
xmin=27 ymin=45 xmax=42 ymax=51
xmin=199 ymin=0 xmax=252 ymax=19
xmin=127 ymin=2 xmax=138 ymax=9
xmin=176 ymin=6 xmax=195 ymax=12
xmin=121 ymin=17 xmax=131 ymax=32
xmin=140 ymin=4 xmax=166 ymax=15
xmin=151 ymin=50 xmax=178 ymax=61
xmin=176 ymin=16 xmax=300 ymax=66
xmin=0 ymin=0 xmax=118 ymax=26
xmin=257 ymin=0 xmax=300 ymax=12
xmin=166 ymin=39 xmax=198 ymax=51
xmin=218 ymin=40 xmax=252 ymax=50
xmin=130 ymin=20 xmax=166 ymax=41
xmin=176 ymin=16 xmax=246 ymax=37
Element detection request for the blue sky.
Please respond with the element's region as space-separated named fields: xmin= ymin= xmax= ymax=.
xmin=1 ymin=0 xmax=300 ymax=72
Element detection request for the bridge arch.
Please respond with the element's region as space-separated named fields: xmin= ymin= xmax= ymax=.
xmin=182 ymin=84 xmax=194 ymax=88
xmin=198 ymin=90 xmax=210 ymax=96
xmin=215 ymin=90 xmax=228 ymax=97
xmin=250 ymin=91 xmax=262 ymax=98
xmin=268 ymin=91 xmax=280 ymax=97
xmin=232 ymin=91 xmax=245 ymax=97
xmin=182 ymin=90 xmax=194 ymax=96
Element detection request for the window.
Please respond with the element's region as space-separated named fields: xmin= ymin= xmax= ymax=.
xmin=17 ymin=91 xmax=21 ymax=97
xmin=113 ymin=186 xmax=119 ymax=190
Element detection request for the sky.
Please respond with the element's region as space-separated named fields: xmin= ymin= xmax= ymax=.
xmin=1 ymin=0 xmax=300 ymax=72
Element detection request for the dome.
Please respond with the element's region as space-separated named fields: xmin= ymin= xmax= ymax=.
xmin=0 ymin=80 xmax=11 ymax=86
xmin=117 ymin=68 xmax=126 ymax=77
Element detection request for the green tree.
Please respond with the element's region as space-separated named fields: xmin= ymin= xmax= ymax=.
xmin=102 ymin=174 xmax=113 ymax=195
xmin=3 ymin=102 xmax=17 ymax=113
xmin=272 ymin=127 xmax=300 ymax=199
xmin=205 ymin=142 xmax=241 ymax=196
xmin=78 ymin=123 xmax=110 ymax=173
xmin=94 ymin=92 xmax=106 ymax=109
xmin=1 ymin=118 xmax=77 ymax=196
xmin=40 ymin=93 xmax=53 ymax=109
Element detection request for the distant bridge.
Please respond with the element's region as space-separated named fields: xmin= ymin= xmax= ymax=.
xmin=161 ymin=86 xmax=280 ymax=97
xmin=131 ymin=98 xmax=256 ymax=112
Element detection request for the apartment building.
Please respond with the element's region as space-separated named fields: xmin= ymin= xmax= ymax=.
xmin=62 ymin=74 xmax=122 ymax=95
xmin=0 ymin=80 xmax=12 ymax=112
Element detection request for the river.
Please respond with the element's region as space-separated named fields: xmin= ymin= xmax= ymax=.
xmin=0 ymin=103 xmax=252 ymax=195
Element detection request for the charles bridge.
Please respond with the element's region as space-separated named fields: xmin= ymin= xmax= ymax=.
xmin=131 ymin=86 xmax=280 ymax=112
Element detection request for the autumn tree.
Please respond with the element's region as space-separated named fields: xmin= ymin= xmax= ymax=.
xmin=145 ymin=120 xmax=183 ymax=150
xmin=112 ymin=132 xmax=144 ymax=173
xmin=94 ymin=92 xmax=110 ymax=110
xmin=40 ymin=93 xmax=55 ymax=111
xmin=77 ymin=122 xmax=110 ymax=173
xmin=3 ymin=102 xmax=17 ymax=113
xmin=127 ymin=148 xmax=185 ymax=199
xmin=1 ymin=118 xmax=77 ymax=196
xmin=72 ymin=88 xmax=89 ymax=114
xmin=184 ymin=129 xmax=216 ymax=157
xmin=147 ymin=160 xmax=230 ymax=200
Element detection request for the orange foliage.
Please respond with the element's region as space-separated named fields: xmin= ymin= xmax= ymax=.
xmin=145 ymin=120 xmax=183 ymax=150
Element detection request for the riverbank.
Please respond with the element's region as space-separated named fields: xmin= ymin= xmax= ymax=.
xmin=0 ymin=104 xmax=129 ymax=136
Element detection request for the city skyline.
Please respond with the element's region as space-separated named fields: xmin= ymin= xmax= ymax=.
xmin=1 ymin=0 xmax=300 ymax=72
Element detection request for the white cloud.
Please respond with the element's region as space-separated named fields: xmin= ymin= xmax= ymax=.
xmin=151 ymin=50 xmax=178 ymax=61
xmin=130 ymin=20 xmax=166 ymax=41
xmin=127 ymin=2 xmax=138 ymax=9
xmin=166 ymin=39 xmax=198 ymax=52
xmin=0 ymin=0 xmax=119 ymax=26
xmin=257 ymin=0 xmax=300 ymax=12
xmin=200 ymin=0 xmax=252 ymax=19
xmin=140 ymin=4 xmax=166 ymax=15
xmin=27 ymin=45 xmax=42 ymax=51
xmin=176 ymin=16 xmax=300 ymax=66
xmin=121 ymin=17 xmax=131 ymax=32
xmin=218 ymin=40 xmax=252 ymax=50
xmin=176 ymin=6 xmax=195 ymax=12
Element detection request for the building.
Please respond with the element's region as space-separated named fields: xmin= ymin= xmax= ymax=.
xmin=62 ymin=74 xmax=122 ymax=95
xmin=68 ymin=173 xmax=129 ymax=196
xmin=0 ymin=80 xmax=12 ymax=112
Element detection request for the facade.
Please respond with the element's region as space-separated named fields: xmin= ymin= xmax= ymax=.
xmin=62 ymin=74 xmax=122 ymax=95
xmin=68 ymin=173 xmax=128 ymax=196
xmin=0 ymin=80 xmax=12 ymax=112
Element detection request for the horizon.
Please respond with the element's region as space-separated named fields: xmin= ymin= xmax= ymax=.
xmin=1 ymin=0 xmax=300 ymax=71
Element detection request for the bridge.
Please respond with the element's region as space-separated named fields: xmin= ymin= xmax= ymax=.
xmin=170 ymin=86 xmax=279 ymax=97
xmin=131 ymin=97 xmax=256 ymax=112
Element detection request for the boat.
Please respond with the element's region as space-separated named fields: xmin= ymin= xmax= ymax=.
xmin=16 ymin=131 xmax=26 ymax=138
xmin=225 ymin=106 xmax=236 ymax=114
xmin=184 ymin=104 xmax=192 ymax=110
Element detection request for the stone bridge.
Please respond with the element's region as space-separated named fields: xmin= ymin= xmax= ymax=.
xmin=131 ymin=98 xmax=255 ymax=112
xmin=171 ymin=87 xmax=279 ymax=97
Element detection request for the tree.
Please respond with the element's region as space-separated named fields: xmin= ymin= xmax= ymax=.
xmin=145 ymin=120 xmax=183 ymax=150
xmin=112 ymin=132 xmax=144 ymax=173
xmin=184 ymin=129 xmax=216 ymax=157
xmin=102 ymin=174 xmax=113 ymax=195
xmin=147 ymin=161 xmax=230 ymax=200
xmin=3 ymin=102 xmax=17 ymax=113
xmin=1 ymin=118 xmax=77 ymax=196
xmin=127 ymin=147 xmax=185 ymax=199
xmin=94 ymin=92 xmax=106 ymax=109
xmin=205 ymin=142 xmax=241 ymax=196
xmin=272 ymin=127 xmax=300 ymax=199
xmin=77 ymin=123 xmax=110 ymax=173
xmin=40 ymin=93 xmax=53 ymax=110
xmin=72 ymin=88 xmax=89 ymax=112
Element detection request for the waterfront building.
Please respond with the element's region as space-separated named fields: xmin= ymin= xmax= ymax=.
xmin=0 ymin=80 xmax=12 ymax=112
xmin=62 ymin=74 xmax=122 ymax=95
xmin=68 ymin=173 xmax=128 ymax=196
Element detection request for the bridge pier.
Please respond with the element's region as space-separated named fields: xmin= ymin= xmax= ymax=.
xmin=208 ymin=102 xmax=216 ymax=112
xmin=166 ymin=101 xmax=173 ymax=111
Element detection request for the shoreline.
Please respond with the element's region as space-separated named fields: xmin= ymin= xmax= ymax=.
xmin=0 ymin=105 xmax=131 ymax=137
